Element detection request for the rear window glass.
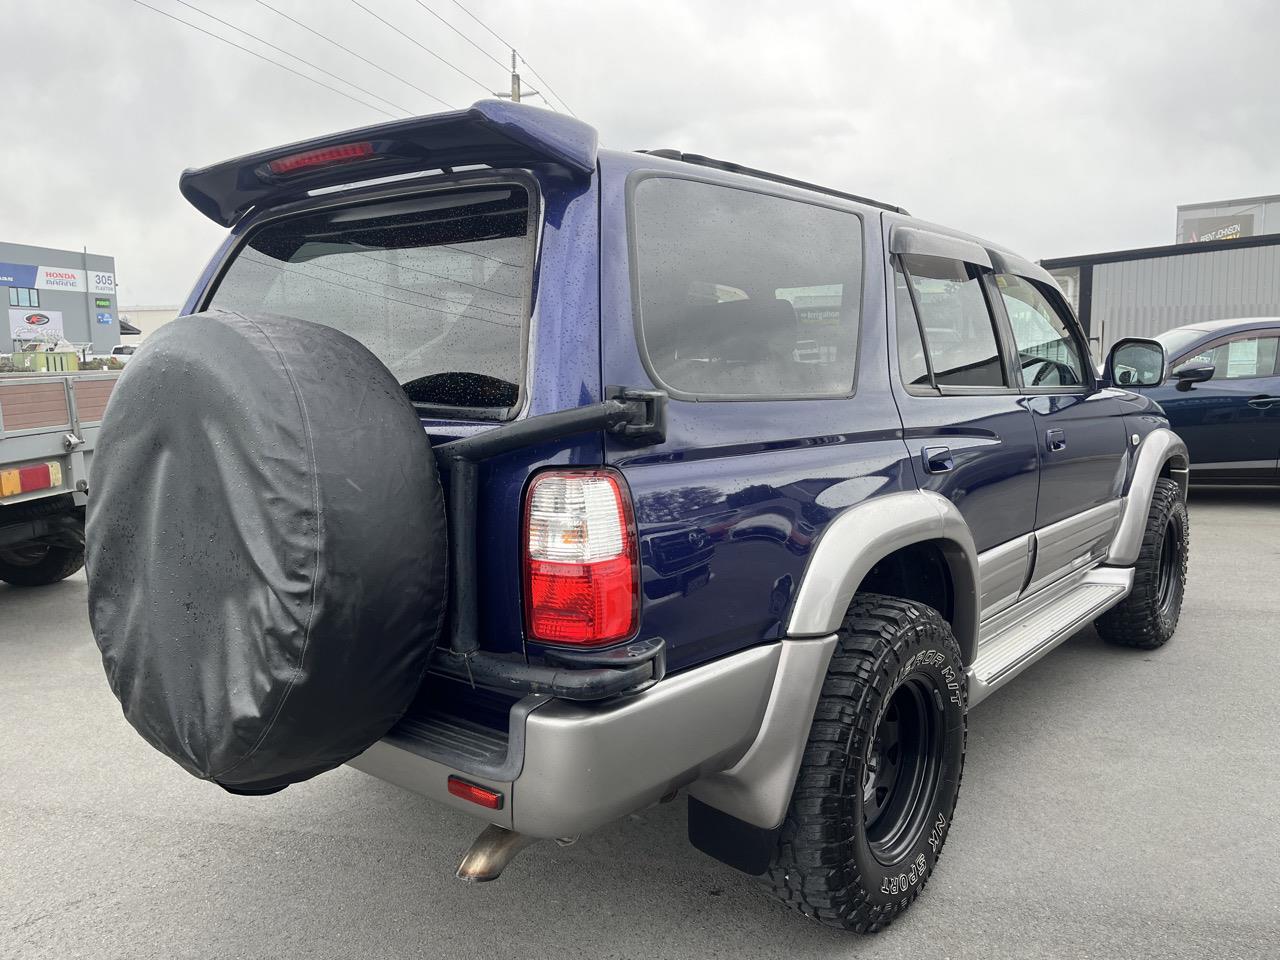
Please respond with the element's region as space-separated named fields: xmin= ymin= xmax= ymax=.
xmin=631 ymin=177 xmax=863 ymax=398
xmin=207 ymin=184 xmax=533 ymax=416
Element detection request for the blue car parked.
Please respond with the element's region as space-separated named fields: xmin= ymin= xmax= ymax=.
xmin=1135 ymin=318 xmax=1280 ymax=484
xmin=86 ymin=101 xmax=1193 ymax=933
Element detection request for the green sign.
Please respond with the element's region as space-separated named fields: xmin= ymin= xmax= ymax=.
xmin=95 ymin=297 xmax=111 ymax=308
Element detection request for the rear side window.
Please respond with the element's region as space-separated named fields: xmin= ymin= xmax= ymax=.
xmin=893 ymin=261 xmax=930 ymax=387
xmin=631 ymin=177 xmax=863 ymax=398
xmin=900 ymin=254 xmax=1007 ymax=388
xmin=208 ymin=184 xmax=533 ymax=417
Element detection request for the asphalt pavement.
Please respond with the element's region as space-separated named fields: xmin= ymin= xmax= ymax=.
xmin=3 ymin=487 xmax=1278 ymax=959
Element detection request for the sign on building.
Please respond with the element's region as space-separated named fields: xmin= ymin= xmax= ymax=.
xmin=0 ymin=261 xmax=115 ymax=293
xmin=9 ymin=307 xmax=66 ymax=341
xmin=1181 ymin=214 xmax=1255 ymax=243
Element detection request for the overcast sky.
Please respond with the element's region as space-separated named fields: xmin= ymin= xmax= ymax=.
xmin=4 ymin=0 xmax=1279 ymax=305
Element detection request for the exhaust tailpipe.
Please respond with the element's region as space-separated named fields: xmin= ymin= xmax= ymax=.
xmin=456 ymin=824 xmax=538 ymax=883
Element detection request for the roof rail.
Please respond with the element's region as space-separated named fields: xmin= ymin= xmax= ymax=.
xmin=636 ymin=149 xmax=908 ymax=215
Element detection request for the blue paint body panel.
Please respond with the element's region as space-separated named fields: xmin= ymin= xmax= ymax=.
xmin=180 ymin=102 xmax=1150 ymax=681
xmin=1142 ymin=319 xmax=1280 ymax=481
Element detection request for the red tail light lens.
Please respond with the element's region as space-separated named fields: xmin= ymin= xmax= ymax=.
xmin=1 ymin=461 xmax=61 ymax=498
xmin=523 ymin=470 xmax=639 ymax=646
xmin=265 ymin=141 xmax=375 ymax=176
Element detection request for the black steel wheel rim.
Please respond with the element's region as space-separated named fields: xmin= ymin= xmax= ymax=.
xmin=862 ymin=677 xmax=944 ymax=865
xmin=1156 ymin=518 xmax=1180 ymax=613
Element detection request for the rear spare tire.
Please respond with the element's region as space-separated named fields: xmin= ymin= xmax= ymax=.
xmin=86 ymin=310 xmax=447 ymax=794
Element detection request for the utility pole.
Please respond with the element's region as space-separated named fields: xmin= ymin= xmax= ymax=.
xmin=498 ymin=49 xmax=538 ymax=104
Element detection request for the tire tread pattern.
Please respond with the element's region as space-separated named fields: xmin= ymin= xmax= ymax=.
xmin=764 ymin=594 xmax=966 ymax=932
xmin=1095 ymin=477 xmax=1188 ymax=649
xmin=0 ymin=544 xmax=86 ymax=587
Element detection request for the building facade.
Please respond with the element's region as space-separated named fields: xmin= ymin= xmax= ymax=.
xmin=1176 ymin=194 xmax=1280 ymax=244
xmin=1044 ymin=233 xmax=1280 ymax=357
xmin=117 ymin=305 xmax=181 ymax=341
xmin=1 ymin=241 xmax=120 ymax=355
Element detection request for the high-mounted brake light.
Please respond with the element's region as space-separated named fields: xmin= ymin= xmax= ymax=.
xmin=265 ymin=141 xmax=376 ymax=176
xmin=0 ymin=462 xmax=62 ymax=499
xmin=523 ymin=470 xmax=639 ymax=646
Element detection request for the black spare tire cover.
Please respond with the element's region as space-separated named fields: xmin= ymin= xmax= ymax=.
xmin=87 ymin=310 xmax=447 ymax=793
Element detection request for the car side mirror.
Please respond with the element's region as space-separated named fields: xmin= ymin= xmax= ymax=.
xmin=1171 ymin=362 xmax=1215 ymax=391
xmin=1105 ymin=338 xmax=1166 ymax=388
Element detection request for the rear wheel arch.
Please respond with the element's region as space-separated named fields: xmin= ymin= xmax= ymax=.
xmin=857 ymin=539 xmax=975 ymax=663
xmin=787 ymin=490 xmax=979 ymax=665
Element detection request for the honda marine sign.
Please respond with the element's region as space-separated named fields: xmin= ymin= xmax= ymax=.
xmin=0 ymin=261 xmax=115 ymax=294
xmin=9 ymin=307 xmax=66 ymax=341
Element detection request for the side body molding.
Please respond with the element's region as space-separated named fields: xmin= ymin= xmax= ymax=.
xmin=1107 ymin=428 xmax=1189 ymax=567
xmin=786 ymin=490 xmax=981 ymax=662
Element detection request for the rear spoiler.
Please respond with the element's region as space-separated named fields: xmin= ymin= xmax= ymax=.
xmin=179 ymin=99 xmax=598 ymax=227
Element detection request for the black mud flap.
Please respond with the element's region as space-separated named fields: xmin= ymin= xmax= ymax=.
xmin=687 ymin=796 xmax=781 ymax=876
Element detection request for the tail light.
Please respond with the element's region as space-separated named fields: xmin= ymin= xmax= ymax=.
xmin=523 ymin=469 xmax=639 ymax=646
xmin=0 ymin=461 xmax=62 ymax=499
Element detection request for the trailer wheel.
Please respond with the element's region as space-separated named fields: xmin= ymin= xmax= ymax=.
xmin=0 ymin=542 xmax=86 ymax=587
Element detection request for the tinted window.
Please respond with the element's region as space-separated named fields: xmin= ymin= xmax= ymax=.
xmin=209 ymin=185 xmax=532 ymax=414
xmin=901 ymin=254 xmax=1006 ymax=388
xmin=1185 ymin=335 xmax=1280 ymax=380
xmin=996 ymin=274 xmax=1085 ymax=387
xmin=893 ymin=261 xmax=930 ymax=387
xmin=632 ymin=177 xmax=862 ymax=397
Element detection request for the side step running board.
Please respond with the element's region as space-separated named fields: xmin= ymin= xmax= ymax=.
xmin=969 ymin=566 xmax=1133 ymax=706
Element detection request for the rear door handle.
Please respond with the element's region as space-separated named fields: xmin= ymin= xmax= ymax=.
xmin=1248 ymin=396 xmax=1279 ymax=409
xmin=921 ymin=445 xmax=954 ymax=474
xmin=1046 ymin=428 xmax=1067 ymax=452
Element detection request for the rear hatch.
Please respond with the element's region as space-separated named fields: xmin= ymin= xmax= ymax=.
xmin=204 ymin=177 xmax=536 ymax=423
xmin=184 ymin=101 xmax=606 ymax=670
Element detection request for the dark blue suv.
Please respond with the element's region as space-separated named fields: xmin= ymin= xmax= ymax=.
xmin=86 ymin=101 xmax=1193 ymax=933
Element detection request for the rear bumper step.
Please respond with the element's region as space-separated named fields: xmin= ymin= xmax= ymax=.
xmin=428 ymin=635 xmax=666 ymax=702
xmin=348 ymin=643 xmax=780 ymax=839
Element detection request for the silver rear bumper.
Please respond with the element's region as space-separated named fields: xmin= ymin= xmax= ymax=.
xmin=348 ymin=642 xmax=786 ymax=839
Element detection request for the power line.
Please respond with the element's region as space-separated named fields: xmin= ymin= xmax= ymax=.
xmin=442 ymin=0 xmax=511 ymax=51
xmin=441 ymin=0 xmax=577 ymax=116
xmin=347 ymin=0 xmax=496 ymax=94
xmin=168 ymin=0 xmax=413 ymax=116
xmin=518 ymin=58 xmax=577 ymax=118
xmin=252 ymin=0 xmax=455 ymax=111
xmin=407 ymin=0 xmax=508 ymax=72
xmin=123 ymin=0 xmax=397 ymax=119
xmin=239 ymin=251 xmax=519 ymax=327
xmin=353 ymin=251 xmax=523 ymax=299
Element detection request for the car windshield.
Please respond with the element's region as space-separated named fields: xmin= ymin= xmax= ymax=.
xmin=206 ymin=184 xmax=533 ymax=417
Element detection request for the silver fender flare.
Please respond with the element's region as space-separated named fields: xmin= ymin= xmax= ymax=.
xmin=787 ymin=489 xmax=980 ymax=660
xmin=1107 ymin=428 xmax=1189 ymax=567
xmin=689 ymin=491 xmax=980 ymax=831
